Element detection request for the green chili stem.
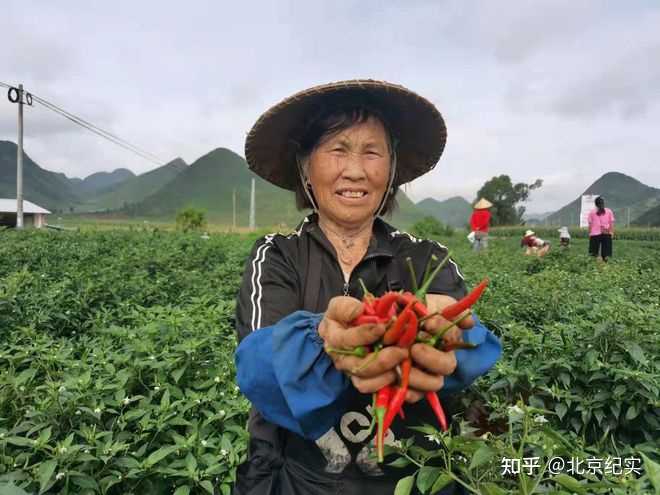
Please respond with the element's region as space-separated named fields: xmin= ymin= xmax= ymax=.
xmin=405 ymin=257 xmax=418 ymax=292
xmin=416 ymin=251 xmax=452 ymax=302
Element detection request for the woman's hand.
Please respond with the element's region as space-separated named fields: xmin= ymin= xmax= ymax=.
xmin=319 ymin=296 xmax=409 ymax=394
xmin=405 ymin=294 xmax=474 ymax=403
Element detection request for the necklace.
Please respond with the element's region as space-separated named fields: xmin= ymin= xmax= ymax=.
xmin=319 ymin=219 xmax=372 ymax=268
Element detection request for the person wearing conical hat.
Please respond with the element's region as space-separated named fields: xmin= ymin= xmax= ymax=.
xmin=521 ymin=229 xmax=550 ymax=256
xmin=469 ymin=197 xmax=493 ymax=252
xmin=234 ymin=80 xmax=501 ymax=494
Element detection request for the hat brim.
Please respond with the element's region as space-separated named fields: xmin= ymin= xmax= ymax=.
xmin=245 ymin=80 xmax=447 ymax=191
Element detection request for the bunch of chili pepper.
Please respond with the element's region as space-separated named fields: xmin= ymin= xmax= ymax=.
xmin=326 ymin=252 xmax=489 ymax=462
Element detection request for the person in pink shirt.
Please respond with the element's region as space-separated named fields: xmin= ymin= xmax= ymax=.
xmin=587 ymin=196 xmax=615 ymax=261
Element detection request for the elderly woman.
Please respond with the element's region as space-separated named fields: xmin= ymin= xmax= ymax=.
xmin=234 ymin=80 xmax=501 ymax=494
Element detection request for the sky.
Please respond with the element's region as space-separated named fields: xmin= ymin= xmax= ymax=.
xmin=1 ymin=1 xmax=659 ymax=214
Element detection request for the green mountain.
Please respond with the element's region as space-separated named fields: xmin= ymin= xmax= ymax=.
xmin=78 ymin=158 xmax=187 ymax=212
xmin=633 ymin=204 xmax=660 ymax=226
xmin=416 ymin=196 xmax=472 ymax=227
xmin=78 ymin=168 xmax=135 ymax=196
xmin=0 ymin=140 xmax=80 ymax=211
xmin=546 ymin=172 xmax=660 ymax=226
xmin=133 ymin=147 xmax=425 ymax=229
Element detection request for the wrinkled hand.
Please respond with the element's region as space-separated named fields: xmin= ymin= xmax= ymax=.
xmin=405 ymin=294 xmax=474 ymax=403
xmin=318 ymin=296 xmax=408 ymax=394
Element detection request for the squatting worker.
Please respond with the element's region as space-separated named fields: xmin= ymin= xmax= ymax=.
xmin=233 ymin=80 xmax=502 ymax=494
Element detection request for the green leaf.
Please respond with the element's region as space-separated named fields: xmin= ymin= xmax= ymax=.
xmin=469 ymin=444 xmax=495 ymax=470
xmin=416 ymin=466 xmax=442 ymax=493
xmin=625 ymin=404 xmax=640 ymax=421
xmin=185 ymin=453 xmax=197 ymax=473
xmin=627 ymin=342 xmax=647 ymax=365
xmin=172 ymin=366 xmax=187 ymax=383
xmin=5 ymin=436 xmax=34 ymax=447
xmin=388 ymin=457 xmax=412 ymax=468
xmin=555 ymin=402 xmax=568 ymax=420
xmin=38 ymin=459 xmax=57 ymax=494
xmin=161 ymin=389 xmax=171 ymax=409
xmin=200 ymin=480 xmax=215 ymax=494
xmin=553 ymin=474 xmax=585 ymax=493
xmin=144 ymin=446 xmax=178 ymax=467
xmin=0 ymin=483 xmax=31 ymax=495
xmin=394 ymin=475 xmax=416 ymax=495
xmin=480 ymin=482 xmax=507 ymax=495
xmin=641 ymin=453 xmax=660 ymax=493
xmin=173 ymin=486 xmax=191 ymax=495
xmin=430 ymin=473 xmax=453 ymax=493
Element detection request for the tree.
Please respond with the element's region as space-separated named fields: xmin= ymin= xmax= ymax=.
xmin=175 ymin=207 xmax=207 ymax=232
xmin=476 ymin=175 xmax=542 ymax=225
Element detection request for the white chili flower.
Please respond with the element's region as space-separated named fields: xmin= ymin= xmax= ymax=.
xmin=219 ymin=410 xmax=226 ymax=417
xmin=56 ymin=472 xmax=65 ymax=480
xmin=19 ymin=386 xmax=25 ymax=392
xmin=201 ymin=440 xmax=208 ymax=447
xmin=507 ymin=405 xmax=525 ymax=422
xmin=122 ymin=397 xmax=130 ymax=405
xmin=154 ymin=386 xmax=160 ymax=392
xmin=75 ymin=410 xmax=81 ymax=415
xmin=58 ymin=386 xmax=66 ymax=393
xmin=94 ymin=407 xmax=102 ymax=414
xmin=149 ymin=355 xmax=156 ymax=360
xmin=533 ymin=415 xmax=549 ymax=424
xmin=214 ymin=376 xmax=221 ymax=383
xmin=220 ymin=449 xmax=228 ymax=457
xmin=59 ymin=447 xmax=68 ymax=454
xmin=425 ymin=434 xmax=441 ymax=446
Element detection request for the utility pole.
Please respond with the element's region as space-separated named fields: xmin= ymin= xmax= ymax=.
xmin=627 ymin=207 xmax=631 ymax=227
xmin=16 ymin=84 xmax=24 ymax=229
xmin=249 ymin=178 xmax=255 ymax=230
xmin=232 ymin=188 xmax=237 ymax=230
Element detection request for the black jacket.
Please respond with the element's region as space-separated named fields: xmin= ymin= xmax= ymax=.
xmin=234 ymin=214 xmax=467 ymax=494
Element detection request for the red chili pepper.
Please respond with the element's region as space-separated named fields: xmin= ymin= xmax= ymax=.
xmin=374 ymin=292 xmax=400 ymax=318
xmin=382 ymin=300 xmax=415 ymax=345
xmin=396 ymin=309 xmax=418 ymax=348
xmin=374 ymin=385 xmax=392 ymax=462
xmin=382 ymin=358 xmax=411 ymax=434
xmin=363 ymin=301 xmax=377 ymax=316
xmin=397 ymin=292 xmax=429 ymax=318
xmin=425 ymin=391 xmax=448 ymax=432
xmin=441 ymin=278 xmax=489 ymax=320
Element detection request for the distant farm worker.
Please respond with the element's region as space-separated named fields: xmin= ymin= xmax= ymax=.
xmin=469 ymin=198 xmax=493 ymax=252
xmin=587 ymin=196 xmax=615 ymax=262
xmin=233 ymin=80 xmax=502 ymax=494
xmin=558 ymin=226 xmax=570 ymax=247
xmin=521 ymin=229 xmax=550 ymax=256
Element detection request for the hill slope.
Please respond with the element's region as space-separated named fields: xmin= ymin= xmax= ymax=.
xmin=633 ymin=203 xmax=660 ymax=226
xmin=133 ymin=148 xmax=425 ymax=229
xmin=0 ymin=141 xmax=79 ymax=211
xmin=77 ymin=169 xmax=135 ymax=196
xmin=546 ymin=172 xmax=660 ymax=226
xmin=416 ymin=196 xmax=472 ymax=227
xmin=79 ymin=158 xmax=187 ymax=212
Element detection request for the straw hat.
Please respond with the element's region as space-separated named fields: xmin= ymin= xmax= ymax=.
xmin=473 ymin=198 xmax=493 ymax=209
xmin=244 ymin=79 xmax=447 ymax=190
xmin=524 ymin=230 xmax=535 ymax=237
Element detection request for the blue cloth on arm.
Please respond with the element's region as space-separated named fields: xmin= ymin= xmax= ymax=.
xmin=235 ymin=311 xmax=350 ymax=440
xmin=235 ymin=311 xmax=501 ymax=440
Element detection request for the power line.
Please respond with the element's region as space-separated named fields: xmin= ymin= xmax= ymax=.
xmin=1 ymin=81 xmax=165 ymax=166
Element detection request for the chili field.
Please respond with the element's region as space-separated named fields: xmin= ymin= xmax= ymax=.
xmin=0 ymin=229 xmax=658 ymax=494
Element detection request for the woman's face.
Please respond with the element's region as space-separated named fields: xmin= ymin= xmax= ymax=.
xmin=307 ymin=116 xmax=391 ymax=228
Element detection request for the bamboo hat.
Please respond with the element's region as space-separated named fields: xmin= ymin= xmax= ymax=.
xmin=244 ymin=79 xmax=447 ymax=190
xmin=524 ymin=230 xmax=535 ymax=237
xmin=473 ymin=198 xmax=493 ymax=209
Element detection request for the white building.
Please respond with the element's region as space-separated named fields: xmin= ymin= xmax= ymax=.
xmin=0 ymin=199 xmax=51 ymax=228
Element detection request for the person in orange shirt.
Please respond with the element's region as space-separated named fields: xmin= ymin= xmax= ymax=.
xmin=469 ymin=198 xmax=493 ymax=251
